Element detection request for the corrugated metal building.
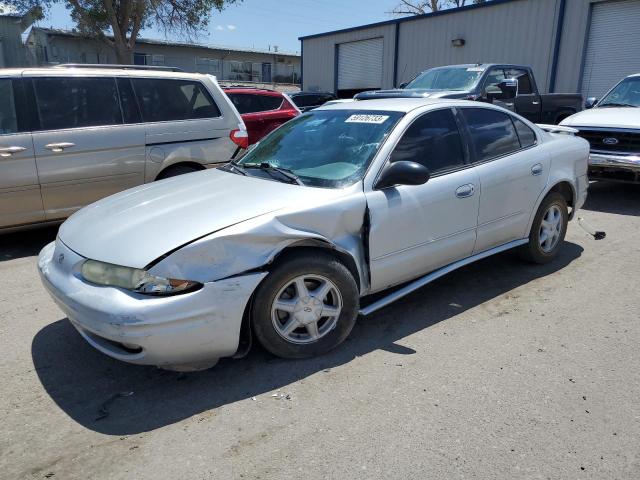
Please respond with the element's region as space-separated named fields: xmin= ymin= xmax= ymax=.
xmin=26 ymin=28 xmax=301 ymax=85
xmin=0 ymin=11 xmax=38 ymax=67
xmin=299 ymin=0 xmax=640 ymax=99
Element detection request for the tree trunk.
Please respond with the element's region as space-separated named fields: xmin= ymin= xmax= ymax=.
xmin=113 ymin=40 xmax=133 ymax=64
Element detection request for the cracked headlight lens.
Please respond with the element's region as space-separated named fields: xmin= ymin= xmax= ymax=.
xmin=81 ymin=260 xmax=201 ymax=295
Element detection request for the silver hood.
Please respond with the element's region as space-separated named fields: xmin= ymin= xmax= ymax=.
xmin=560 ymin=107 xmax=640 ymax=129
xmin=59 ymin=168 xmax=348 ymax=269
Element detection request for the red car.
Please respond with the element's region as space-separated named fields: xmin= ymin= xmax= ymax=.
xmin=224 ymin=87 xmax=300 ymax=145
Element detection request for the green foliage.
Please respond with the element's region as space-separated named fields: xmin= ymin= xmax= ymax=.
xmin=6 ymin=0 xmax=240 ymax=62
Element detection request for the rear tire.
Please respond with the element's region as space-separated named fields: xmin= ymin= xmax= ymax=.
xmin=156 ymin=164 xmax=201 ymax=180
xmin=520 ymin=192 xmax=568 ymax=264
xmin=251 ymin=251 xmax=359 ymax=359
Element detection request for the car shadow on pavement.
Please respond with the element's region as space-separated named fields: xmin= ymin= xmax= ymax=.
xmin=0 ymin=226 xmax=58 ymax=262
xmin=32 ymin=242 xmax=583 ymax=436
xmin=582 ymin=181 xmax=640 ymax=216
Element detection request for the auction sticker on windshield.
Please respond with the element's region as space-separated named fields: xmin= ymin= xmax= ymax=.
xmin=345 ymin=114 xmax=390 ymax=124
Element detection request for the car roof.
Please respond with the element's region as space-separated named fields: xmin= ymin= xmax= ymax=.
xmin=316 ymin=97 xmax=487 ymax=113
xmin=2 ymin=67 xmax=213 ymax=79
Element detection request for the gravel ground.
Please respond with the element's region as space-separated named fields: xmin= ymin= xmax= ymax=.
xmin=0 ymin=182 xmax=639 ymax=480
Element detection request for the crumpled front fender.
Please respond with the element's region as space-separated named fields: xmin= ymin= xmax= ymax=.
xmin=148 ymin=190 xmax=369 ymax=294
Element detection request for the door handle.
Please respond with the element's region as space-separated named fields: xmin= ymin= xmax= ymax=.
xmin=532 ymin=101 xmax=540 ymax=105
xmin=45 ymin=142 xmax=75 ymax=153
xmin=531 ymin=163 xmax=544 ymax=176
xmin=504 ymin=102 xmax=514 ymax=108
xmin=455 ymin=184 xmax=475 ymax=198
xmin=0 ymin=146 xmax=26 ymax=157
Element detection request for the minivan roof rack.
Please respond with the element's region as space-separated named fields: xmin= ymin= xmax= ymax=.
xmin=53 ymin=63 xmax=184 ymax=72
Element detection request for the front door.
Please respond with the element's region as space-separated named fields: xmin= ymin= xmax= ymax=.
xmin=365 ymin=108 xmax=480 ymax=293
xmin=458 ymin=107 xmax=549 ymax=253
xmin=505 ymin=68 xmax=542 ymax=123
xmin=0 ymin=78 xmax=44 ymax=228
xmin=29 ymin=75 xmax=145 ymax=220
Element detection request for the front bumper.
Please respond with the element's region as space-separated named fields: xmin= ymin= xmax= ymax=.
xmin=589 ymin=152 xmax=640 ymax=182
xmin=38 ymin=240 xmax=266 ymax=370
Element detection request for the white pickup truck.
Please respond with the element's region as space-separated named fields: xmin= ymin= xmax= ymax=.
xmin=561 ymin=73 xmax=640 ymax=183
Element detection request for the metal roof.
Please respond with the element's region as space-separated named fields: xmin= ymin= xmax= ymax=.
xmin=299 ymin=0 xmax=519 ymax=40
xmin=32 ymin=27 xmax=300 ymax=57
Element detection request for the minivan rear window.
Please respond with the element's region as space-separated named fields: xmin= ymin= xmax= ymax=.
xmin=33 ymin=77 xmax=122 ymax=131
xmin=132 ymin=79 xmax=221 ymax=122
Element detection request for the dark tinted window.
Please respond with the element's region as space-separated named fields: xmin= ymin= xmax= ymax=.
xmin=259 ymin=95 xmax=283 ymax=111
xmin=132 ymin=79 xmax=221 ymax=122
xmin=390 ymin=108 xmax=465 ymax=174
xmin=33 ymin=77 xmax=122 ymax=130
xmin=0 ymin=79 xmax=18 ymax=134
xmin=512 ymin=117 xmax=536 ymax=147
xmin=462 ymin=108 xmax=521 ymax=161
xmin=116 ymin=78 xmax=141 ymax=124
xmin=505 ymin=68 xmax=533 ymax=95
xmin=291 ymin=94 xmax=323 ymax=108
xmin=227 ymin=93 xmax=264 ymax=114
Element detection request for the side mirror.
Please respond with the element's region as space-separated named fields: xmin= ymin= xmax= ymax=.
xmin=496 ymin=78 xmax=518 ymax=100
xmin=375 ymin=161 xmax=431 ymax=190
xmin=399 ymin=82 xmax=408 ymax=89
xmin=584 ymin=97 xmax=598 ymax=109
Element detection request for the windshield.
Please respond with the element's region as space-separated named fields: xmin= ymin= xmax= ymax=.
xmin=599 ymin=77 xmax=640 ymax=107
xmin=236 ymin=109 xmax=403 ymax=188
xmin=405 ymin=66 xmax=484 ymax=91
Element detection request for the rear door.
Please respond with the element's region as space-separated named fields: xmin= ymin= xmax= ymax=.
xmin=459 ymin=107 xmax=549 ymax=253
xmin=132 ymin=77 xmax=233 ymax=172
xmin=257 ymin=94 xmax=297 ymax=137
xmin=365 ymin=108 xmax=480 ymax=292
xmin=505 ymin=68 xmax=542 ymax=123
xmin=225 ymin=92 xmax=266 ymax=144
xmin=30 ymin=74 xmax=145 ymax=220
xmin=0 ymin=77 xmax=44 ymax=228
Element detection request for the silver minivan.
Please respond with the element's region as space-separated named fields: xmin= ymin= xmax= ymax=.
xmin=0 ymin=65 xmax=247 ymax=231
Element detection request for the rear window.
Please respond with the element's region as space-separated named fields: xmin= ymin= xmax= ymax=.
xmin=132 ymin=79 xmax=221 ymax=122
xmin=33 ymin=77 xmax=122 ymax=130
xmin=461 ymin=108 xmax=521 ymax=162
xmin=227 ymin=93 xmax=283 ymax=114
xmin=512 ymin=117 xmax=536 ymax=148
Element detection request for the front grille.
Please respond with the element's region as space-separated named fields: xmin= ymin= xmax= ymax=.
xmin=576 ymin=129 xmax=640 ymax=154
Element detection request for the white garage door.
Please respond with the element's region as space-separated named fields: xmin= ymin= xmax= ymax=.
xmin=581 ymin=0 xmax=640 ymax=98
xmin=338 ymin=38 xmax=384 ymax=90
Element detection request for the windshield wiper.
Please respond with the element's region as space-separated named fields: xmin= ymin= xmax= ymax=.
xmin=242 ymin=162 xmax=304 ymax=185
xmin=222 ymin=163 xmax=247 ymax=176
xmin=599 ymin=102 xmax=638 ymax=108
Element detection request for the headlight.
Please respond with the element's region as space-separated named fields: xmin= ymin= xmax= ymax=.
xmin=81 ymin=260 xmax=201 ymax=296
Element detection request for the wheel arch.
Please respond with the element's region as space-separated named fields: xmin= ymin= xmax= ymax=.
xmin=526 ymin=179 xmax=577 ymax=236
xmin=155 ymin=161 xmax=206 ymax=180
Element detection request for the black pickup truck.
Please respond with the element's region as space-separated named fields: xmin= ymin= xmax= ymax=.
xmin=355 ymin=64 xmax=582 ymax=124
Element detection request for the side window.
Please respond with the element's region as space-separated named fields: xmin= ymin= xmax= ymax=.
xmin=390 ymin=108 xmax=465 ymax=174
xmin=116 ymin=78 xmax=141 ymax=124
xmin=259 ymin=95 xmax=283 ymax=111
xmin=461 ymin=108 xmax=522 ymax=161
xmin=512 ymin=117 xmax=536 ymax=148
xmin=0 ymin=79 xmax=18 ymax=134
xmin=505 ymin=69 xmax=533 ymax=95
xmin=131 ymin=79 xmax=221 ymax=122
xmin=227 ymin=93 xmax=265 ymax=114
xmin=483 ymin=68 xmax=506 ymax=95
xmin=33 ymin=77 xmax=122 ymax=130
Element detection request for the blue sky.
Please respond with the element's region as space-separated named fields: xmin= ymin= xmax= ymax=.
xmin=41 ymin=0 xmax=402 ymax=54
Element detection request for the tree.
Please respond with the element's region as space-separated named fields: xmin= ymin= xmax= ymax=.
xmin=390 ymin=0 xmax=486 ymax=15
xmin=8 ymin=0 xmax=240 ymax=64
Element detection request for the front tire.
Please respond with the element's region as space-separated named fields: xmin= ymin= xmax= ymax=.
xmin=520 ymin=192 xmax=568 ymax=264
xmin=251 ymin=251 xmax=359 ymax=359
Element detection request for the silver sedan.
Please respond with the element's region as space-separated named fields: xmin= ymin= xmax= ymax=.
xmin=38 ymin=98 xmax=589 ymax=371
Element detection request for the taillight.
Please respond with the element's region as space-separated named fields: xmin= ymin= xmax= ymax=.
xmin=230 ymin=127 xmax=249 ymax=149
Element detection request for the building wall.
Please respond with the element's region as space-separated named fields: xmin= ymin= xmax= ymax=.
xmin=26 ymin=29 xmax=301 ymax=84
xmin=302 ymin=23 xmax=397 ymax=92
xmin=0 ymin=16 xmax=29 ymax=67
xmin=300 ymin=0 xmax=621 ymax=95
